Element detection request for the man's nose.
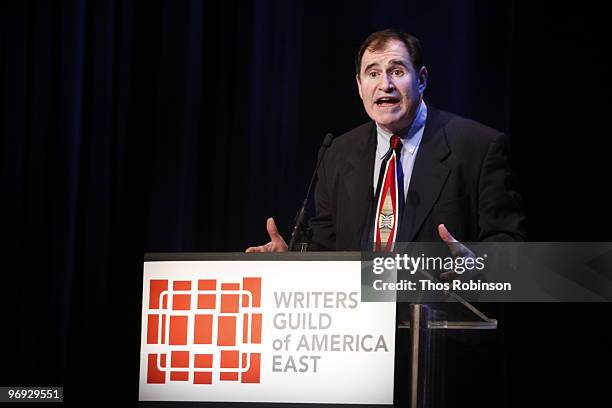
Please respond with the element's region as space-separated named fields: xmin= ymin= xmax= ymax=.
xmin=378 ymin=73 xmax=395 ymax=91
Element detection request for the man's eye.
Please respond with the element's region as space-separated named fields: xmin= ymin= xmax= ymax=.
xmin=392 ymin=69 xmax=404 ymax=76
xmin=368 ymin=71 xmax=379 ymax=78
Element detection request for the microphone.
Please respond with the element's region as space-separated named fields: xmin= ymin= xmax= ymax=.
xmin=288 ymin=133 xmax=334 ymax=251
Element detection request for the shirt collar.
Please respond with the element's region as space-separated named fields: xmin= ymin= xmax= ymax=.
xmin=375 ymin=99 xmax=428 ymax=159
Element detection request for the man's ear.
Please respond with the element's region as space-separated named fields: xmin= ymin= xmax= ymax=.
xmin=356 ymin=73 xmax=363 ymax=100
xmin=417 ymin=66 xmax=428 ymax=94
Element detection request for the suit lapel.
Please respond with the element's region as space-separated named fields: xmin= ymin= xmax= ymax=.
xmin=399 ymin=107 xmax=451 ymax=242
xmin=342 ymin=123 xmax=377 ymax=249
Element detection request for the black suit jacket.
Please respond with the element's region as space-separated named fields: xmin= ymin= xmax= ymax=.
xmin=309 ymin=107 xmax=527 ymax=250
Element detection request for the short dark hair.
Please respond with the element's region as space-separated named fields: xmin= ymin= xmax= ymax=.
xmin=355 ymin=29 xmax=424 ymax=75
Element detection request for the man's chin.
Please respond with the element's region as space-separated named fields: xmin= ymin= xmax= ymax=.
xmin=374 ymin=117 xmax=408 ymax=134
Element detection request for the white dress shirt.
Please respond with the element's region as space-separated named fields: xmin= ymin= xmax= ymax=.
xmin=373 ymin=99 xmax=428 ymax=198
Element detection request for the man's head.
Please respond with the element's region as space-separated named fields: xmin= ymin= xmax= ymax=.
xmin=355 ymin=29 xmax=428 ymax=134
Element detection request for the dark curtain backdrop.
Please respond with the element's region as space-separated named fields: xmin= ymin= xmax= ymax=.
xmin=1 ymin=0 xmax=610 ymax=405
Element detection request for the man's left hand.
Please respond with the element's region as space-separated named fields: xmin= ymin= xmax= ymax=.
xmin=437 ymin=223 xmax=476 ymax=280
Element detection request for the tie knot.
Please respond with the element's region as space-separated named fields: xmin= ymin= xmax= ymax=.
xmin=390 ymin=135 xmax=403 ymax=151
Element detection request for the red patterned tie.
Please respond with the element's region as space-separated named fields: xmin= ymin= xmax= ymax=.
xmin=374 ymin=135 xmax=403 ymax=251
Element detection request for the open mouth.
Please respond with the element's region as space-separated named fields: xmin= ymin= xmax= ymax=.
xmin=375 ymin=96 xmax=400 ymax=107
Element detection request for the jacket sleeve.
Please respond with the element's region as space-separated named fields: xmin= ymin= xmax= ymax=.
xmin=477 ymin=133 xmax=528 ymax=242
xmin=308 ymin=153 xmax=336 ymax=250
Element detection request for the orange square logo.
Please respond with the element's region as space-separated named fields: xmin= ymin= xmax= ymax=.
xmin=146 ymin=277 xmax=262 ymax=384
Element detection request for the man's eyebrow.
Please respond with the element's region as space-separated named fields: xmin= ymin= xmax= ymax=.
xmin=387 ymin=59 xmax=410 ymax=68
xmin=363 ymin=59 xmax=410 ymax=74
xmin=363 ymin=62 xmax=380 ymax=73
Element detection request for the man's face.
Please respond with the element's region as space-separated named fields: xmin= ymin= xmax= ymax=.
xmin=356 ymin=39 xmax=427 ymax=134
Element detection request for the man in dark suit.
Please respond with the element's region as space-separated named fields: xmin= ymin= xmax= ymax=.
xmin=246 ymin=29 xmax=526 ymax=406
xmin=246 ymin=29 xmax=526 ymax=253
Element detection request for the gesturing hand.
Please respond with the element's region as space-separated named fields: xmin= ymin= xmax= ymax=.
xmin=245 ymin=218 xmax=289 ymax=253
xmin=437 ymin=223 xmax=476 ymax=280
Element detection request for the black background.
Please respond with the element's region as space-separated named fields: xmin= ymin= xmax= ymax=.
xmin=1 ymin=0 xmax=610 ymax=406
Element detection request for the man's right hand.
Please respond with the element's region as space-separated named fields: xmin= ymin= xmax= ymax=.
xmin=245 ymin=218 xmax=289 ymax=252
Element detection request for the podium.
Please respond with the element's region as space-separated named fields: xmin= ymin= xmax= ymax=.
xmin=139 ymin=251 xmax=396 ymax=405
xmin=139 ymin=251 xmax=498 ymax=407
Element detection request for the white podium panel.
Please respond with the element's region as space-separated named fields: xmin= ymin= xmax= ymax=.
xmin=139 ymin=254 xmax=395 ymax=405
